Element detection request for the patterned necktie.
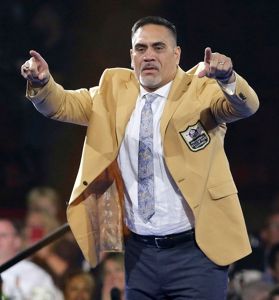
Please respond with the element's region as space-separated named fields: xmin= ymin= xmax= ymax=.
xmin=138 ymin=93 xmax=157 ymax=223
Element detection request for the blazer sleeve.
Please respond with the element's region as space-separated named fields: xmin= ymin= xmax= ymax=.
xmin=209 ymin=72 xmax=260 ymax=124
xmin=26 ymin=75 xmax=98 ymax=126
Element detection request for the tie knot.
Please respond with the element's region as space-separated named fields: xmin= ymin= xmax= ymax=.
xmin=145 ymin=93 xmax=157 ymax=104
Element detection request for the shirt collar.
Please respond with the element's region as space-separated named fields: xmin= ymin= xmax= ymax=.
xmin=140 ymin=81 xmax=173 ymax=100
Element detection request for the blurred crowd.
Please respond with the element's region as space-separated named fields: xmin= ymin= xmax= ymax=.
xmin=227 ymin=201 xmax=279 ymax=300
xmin=2 ymin=186 xmax=279 ymax=299
xmin=0 ymin=186 xmax=279 ymax=300
xmin=0 ymin=186 xmax=125 ymax=300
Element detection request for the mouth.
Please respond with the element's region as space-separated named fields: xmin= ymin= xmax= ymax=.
xmin=141 ymin=65 xmax=159 ymax=74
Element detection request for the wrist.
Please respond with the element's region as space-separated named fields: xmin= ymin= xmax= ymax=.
xmin=28 ymin=75 xmax=50 ymax=88
xmin=216 ymin=70 xmax=235 ymax=84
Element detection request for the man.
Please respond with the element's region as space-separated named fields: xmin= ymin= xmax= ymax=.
xmin=21 ymin=16 xmax=259 ymax=299
xmin=0 ymin=218 xmax=63 ymax=299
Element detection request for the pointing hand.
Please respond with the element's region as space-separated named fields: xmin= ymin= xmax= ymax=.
xmin=198 ymin=47 xmax=235 ymax=83
xmin=21 ymin=50 xmax=50 ymax=87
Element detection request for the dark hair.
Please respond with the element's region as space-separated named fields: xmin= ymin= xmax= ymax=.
xmin=131 ymin=16 xmax=177 ymax=45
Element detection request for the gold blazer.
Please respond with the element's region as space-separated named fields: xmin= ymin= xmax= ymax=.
xmin=27 ymin=64 xmax=259 ymax=267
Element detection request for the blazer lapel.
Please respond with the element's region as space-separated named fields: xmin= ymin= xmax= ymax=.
xmin=116 ymin=72 xmax=139 ymax=146
xmin=160 ymin=67 xmax=192 ymax=140
xmin=115 ymin=68 xmax=192 ymax=145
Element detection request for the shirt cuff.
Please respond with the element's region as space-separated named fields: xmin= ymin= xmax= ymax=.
xmin=218 ymin=80 xmax=236 ymax=96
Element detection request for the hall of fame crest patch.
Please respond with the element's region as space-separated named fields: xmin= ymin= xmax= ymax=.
xmin=179 ymin=121 xmax=210 ymax=152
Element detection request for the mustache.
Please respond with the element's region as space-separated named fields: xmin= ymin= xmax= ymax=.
xmin=141 ymin=63 xmax=159 ymax=71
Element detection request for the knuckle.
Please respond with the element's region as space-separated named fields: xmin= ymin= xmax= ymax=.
xmin=212 ymin=52 xmax=219 ymax=59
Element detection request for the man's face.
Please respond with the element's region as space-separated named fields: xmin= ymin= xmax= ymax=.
xmin=130 ymin=24 xmax=181 ymax=91
xmin=0 ymin=220 xmax=21 ymax=263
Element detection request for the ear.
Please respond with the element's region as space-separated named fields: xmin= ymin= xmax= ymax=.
xmin=174 ymin=46 xmax=181 ymax=66
xmin=130 ymin=49 xmax=134 ymax=69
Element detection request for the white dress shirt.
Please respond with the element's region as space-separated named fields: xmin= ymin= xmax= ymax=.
xmin=118 ymin=81 xmax=195 ymax=235
xmin=118 ymin=76 xmax=236 ymax=236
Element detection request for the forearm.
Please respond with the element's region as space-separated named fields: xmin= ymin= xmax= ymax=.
xmin=211 ymin=72 xmax=259 ymax=124
xmin=26 ymin=75 xmax=95 ymax=126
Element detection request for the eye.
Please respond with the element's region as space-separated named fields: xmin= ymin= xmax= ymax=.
xmin=155 ymin=45 xmax=164 ymax=50
xmin=135 ymin=45 xmax=146 ymax=53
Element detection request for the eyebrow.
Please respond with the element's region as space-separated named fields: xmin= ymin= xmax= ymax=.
xmin=134 ymin=41 xmax=167 ymax=49
xmin=134 ymin=43 xmax=147 ymax=49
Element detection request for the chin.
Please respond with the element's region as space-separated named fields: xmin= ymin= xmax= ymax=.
xmin=140 ymin=76 xmax=161 ymax=91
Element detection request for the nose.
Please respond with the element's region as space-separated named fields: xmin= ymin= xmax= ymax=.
xmin=143 ymin=48 xmax=156 ymax=61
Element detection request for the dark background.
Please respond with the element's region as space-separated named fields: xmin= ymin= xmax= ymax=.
xmin=0 ymin=0 xmax=278 ymax=232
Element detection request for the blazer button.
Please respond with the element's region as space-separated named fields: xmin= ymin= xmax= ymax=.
xmin=83 ymin=181 xmax=88 ymax=186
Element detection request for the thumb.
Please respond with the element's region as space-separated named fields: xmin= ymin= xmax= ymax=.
xmin=38 ymin=72 xmax=46 ymax=80
xmin=38 ymin=71 xmax=49 ymax=81
xmin=198 ymin=69 xmax=207 ymax=78
xmin=198 ymin=62 xmax=209 ymax=78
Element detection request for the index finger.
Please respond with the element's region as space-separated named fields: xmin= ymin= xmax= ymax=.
xmin=29 ymin=50 xmax=44 ymax=62
xmin=204 ymin=47 xmax=212 ymax=64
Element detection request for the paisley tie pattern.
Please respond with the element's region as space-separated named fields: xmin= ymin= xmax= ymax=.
xmin=138 ymin=93 xmax=157 ymax=223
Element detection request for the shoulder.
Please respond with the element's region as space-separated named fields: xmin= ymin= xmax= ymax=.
xmin=97 ymin=67 xmax=138 ymax=93
xmin=100 ymin=67 xmax=135 ymax=82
